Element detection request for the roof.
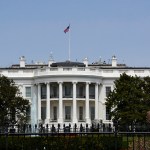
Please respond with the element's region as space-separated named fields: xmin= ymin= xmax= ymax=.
xmin=50 ymin=61 xmax=85 ymax=67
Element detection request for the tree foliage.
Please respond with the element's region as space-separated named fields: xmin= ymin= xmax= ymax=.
xmin=105 ymin=73 xmax=150 ymax=125
xmin=0 ymin=76 xmax=29 ymax=126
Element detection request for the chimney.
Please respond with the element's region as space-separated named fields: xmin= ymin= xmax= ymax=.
xmin=48 ymin=53 xmax=54 ymax=67
xmin=83 ymin=57 xmax=88 ymax=67
xmin=19 ymin=56 xmax=26 ymax=68
xmin=48 ymin=59 xmax=54 ymax=67
xmin=112 ymin=55 xmax=117 ymax=67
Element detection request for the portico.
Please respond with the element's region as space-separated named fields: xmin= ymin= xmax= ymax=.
xmin=34 ymin=81 xmax=100 ymax=126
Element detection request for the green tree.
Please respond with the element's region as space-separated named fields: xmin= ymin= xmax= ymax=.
xmin=105 ymin=73 xmax=150 ymax=126
xmin=0 ymin=76 xmax=29 ymax=126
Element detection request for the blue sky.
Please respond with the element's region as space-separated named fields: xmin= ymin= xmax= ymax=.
xmin=0 ymin=0 xmax=150 ymax=67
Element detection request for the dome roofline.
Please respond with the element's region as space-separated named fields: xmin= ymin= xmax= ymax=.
xmin=50 ymin=61 xmax=85 ymax=67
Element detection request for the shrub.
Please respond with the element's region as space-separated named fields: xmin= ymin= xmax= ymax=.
xmin=0 ymin=134 xmax=123 ymax=150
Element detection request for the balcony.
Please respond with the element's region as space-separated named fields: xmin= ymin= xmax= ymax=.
xmin=34 ymin=67 xmax=102 ymax=77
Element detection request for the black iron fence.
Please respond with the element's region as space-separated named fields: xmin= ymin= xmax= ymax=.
xmin=1 ymin=122 xmax=150 ymax=134
xmin=0 ymin=123 xmax=111 ymax=134
xmin=1 ymin=131 xmax=150 ymax=149
xmin=1 ymin=123 xmax=150 ymax=149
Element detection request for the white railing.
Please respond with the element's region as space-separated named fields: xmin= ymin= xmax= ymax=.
xmin=50 ymin=68 xmax=58 ymax=71
xmin=77 ymin=68 xmax=85 ymax=71
xmin=63 ymin=68 xmax=72 ymax=71
xmin=1 ymin=67 xmax=150 ymax=78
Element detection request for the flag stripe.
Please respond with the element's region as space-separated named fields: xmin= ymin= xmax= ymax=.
xmin=64 ymin=25 xmax=70 ymax=33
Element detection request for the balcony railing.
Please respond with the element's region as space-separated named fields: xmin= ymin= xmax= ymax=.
xmin=50 ymin=119 xmax=57 ymax=122
xmin=41 ymin=95 xmax=96 ymax=99
xmin=63 ymin=95 xmax=72 ymax=98
xmin=41 ymin=95 xmax=46 ymax=99
xmin=89 ymin=95 xmax=95 ymax=99
xmin=50 ymin=95 xmax=59 ymax=98
xmin=76 ymin=95 xmax=85 ymax=98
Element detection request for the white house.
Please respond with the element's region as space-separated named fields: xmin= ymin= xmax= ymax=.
xmin=0 ymin=55 xmax=149 ymax=128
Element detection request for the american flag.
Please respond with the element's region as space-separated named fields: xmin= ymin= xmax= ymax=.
xmin=64 ymin=25 xmax=70 ymax=33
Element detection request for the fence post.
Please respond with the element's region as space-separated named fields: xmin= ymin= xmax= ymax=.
xmin=103 ymin=123 xmax=105 ymax=132
xmin=51 ymin=124 xmax=55 ymax=133
xmin=74 ymin=123 xmax=77 ymax=132
xmin=35 ymin=124 xmax=37 ymax=133
xmin=80 ymin=124 xmax=83 ymax=132
xmin=69 ymin=123 xmax=71 ymax=132
xmin=133 ymin=121 xmax=136 ymax=132
xmin=97 ymin=123 xmax=100 ymax=132
xmin=86 ymin=123 xmax=88 ymax=132
xmin=58 ymin=124 xmax=60 ymax=133
xmin=5 ymin=123 xmax=8 ymax=150
xmin=91 ymin=123 xmax=94 ymax=132
xmin=46 ymin=124 xmax=49 ymax=133
xmin=63 ymin=124 xmax=65 ymax=132
xmin=18 ymin=124 xmax=20 ymax=133
xmin=23 ymin=124 xmax=26 ymax=133
xmin=113 ymin=120 xmax=118 ymax=150
xmin=109 ymin=123 xmax=111 ymax=132
xmin=29 ymin=124 xmax=31 ymax=133
xmin=40 ymin=124 xmax=43 ymax=133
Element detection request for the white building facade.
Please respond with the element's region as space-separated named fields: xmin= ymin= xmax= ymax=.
xmin=0 ymin=56 xmax=150 ymax=128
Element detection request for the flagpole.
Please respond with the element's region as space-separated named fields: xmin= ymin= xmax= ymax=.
xmin=68 ymin=25 xmax=71 ymax=61
xmin=64 ymin=25 xmax=71 ymax=61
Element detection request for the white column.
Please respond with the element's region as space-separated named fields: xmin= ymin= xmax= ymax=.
xmin=85 ymin=82 xmax=90 ymax=124
xmin=99 ymin=83 xmax=103 ymax=120
xmin=58 ymin=82 xmax=63 ymax=123
xmin=73 ymin=82 xmax=77 ymax=123
xmin=31 ymin=84 xmax=38 ymax=126
xmin=38 ymin=83 xmax=41 ymax=123
xmin=95 ymin=83 xmax=99 ymax=120
xmin=45 ymin=82 xmax=50 ymax=124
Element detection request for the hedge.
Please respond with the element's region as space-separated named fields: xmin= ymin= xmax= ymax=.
xmin=0 ymin=135 xmax=123 ymax=150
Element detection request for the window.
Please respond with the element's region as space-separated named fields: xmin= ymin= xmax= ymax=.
xmin=25 ymin=87 xmax=31 ymax=97
xmin=41 ymin=85 xmax=46 ymax=99
xmin=77 ymin=84 xmax=85 ymax=98
xmin=64 ymin=83 xmax=72 ymax=97
xmin=26 ymin=106 xmax=31 ymax=117
xmin=26 ymin=106 xmax=31 ymax=121
xmin=79 ymin=86 xmax=84 ymax=97
xmin=89 ymin=84 xmax=95 ymax=99
xmin=53 ymin=106 xmax=57 ymax=120
xmin=106 ymin=86 xmax=111 ymax=97
xmin=41 ymin=107 xmax=46 ymax=120
xmin=65 ymin=106 xmax=71 ymax=120
xmin=106 ymin=106 xmax=111 ymax=120
xmin=90 ymin=107 xmax=95 ymax=121
xmin=53 ymin=86 xmax=57 ymax=97
xmin=51 ymin=85 xmax=58 ymax=98
xmin=79 ymin=106 xmax=83 ymax=120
